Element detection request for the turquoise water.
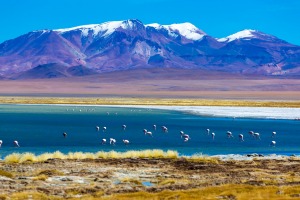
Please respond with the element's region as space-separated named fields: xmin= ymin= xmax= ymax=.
xmin=0 ymin=104 xmax=299 ymax=158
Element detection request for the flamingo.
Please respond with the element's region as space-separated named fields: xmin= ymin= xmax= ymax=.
xmin=227 ymin=131 xmax=234 ymax=138
xmin=180 ymin=131 xmax=190 ymax=140
xmin=110 ymin=138 xmax=116 ymax=145
xmin=248 ymin=131 xmax=254 ymax=137
xmin=211 ymin=132 xmax=215 ymax=140
xmin=161 ymin=126 xmax=168 ymax=133
xmin=122 ymin=125 xmax=126 ymax=131
xmin=270 ymin=140 xmax=276 ymax=147
xmin=153 ymin=125 xmax=156 ymax=131
xmin=123 ymin=139 xmax=130 ymax=145
xmin=63 ymin=132 xmax=67 ymax=138
xmin=206 ymin=129 xmax=210 ymax=135
xmin=254 ymin=132 xmax=261 ymax=140
xmin=13 ymin=140 xmax=20 ymax=147
xmin=238 ymin=134 xmax=244 ymax=142
xmin=145 ymin=131 xmax=153 ymax=137
xmin=96 ymin=126 xmax=100 ymax=131
xmin=101 ymin=138 xmax=106 ymax=145
xmin=272 ymin=131 xmax=276 ymax=138
xmin=0 ymin=140 xmax=2 ymax=147
xmin=183 ymin=136 xmax=189 ymax=142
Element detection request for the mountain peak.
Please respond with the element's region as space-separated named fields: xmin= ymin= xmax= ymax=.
xmin=146 ymin=22 xmax=206 ymax=40
xmin=218 ymin=29 xmax=258 ymax=42
xmin=218 ymin=29 xmax=280 ymax=43
xmin=54 ymin=19 xmax=145 ymax=37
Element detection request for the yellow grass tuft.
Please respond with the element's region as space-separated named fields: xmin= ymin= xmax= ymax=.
xmin=95 ymin=151 xmax=108 ymax=159
xmin=18 ymin=153 xmax=37 ymax=163
xmin=36 ymin=153 xmax=53 ymax=162
xmin=85 ymin=153 xmax=96 ymax=159
xmin=52 ymin=151 xmax=66 ymax=159
xmin=3 ymin=149 xmax=179 ymax=163
xmin=107 ymin=151 xmax=121 ymax=159
xmin=68 ymin=152 xmax=85 ymax=160
xmin=4 ymin=153 xmax=21 ymax=163
xmin=165 ymin=150 xmax=179 ymax=159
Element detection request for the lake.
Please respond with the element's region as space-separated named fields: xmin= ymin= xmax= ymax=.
xmin=0 ymin=104 xmax=299 ymax=158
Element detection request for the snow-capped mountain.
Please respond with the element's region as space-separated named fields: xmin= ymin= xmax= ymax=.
xmin=0 ymin=19 xmax=299 ymax=79
xmin=55 ymin=20 xmax=146 ymax=38
xmin=146 ymin=22 xmax=206 ymax=40
xmin=218 ymin=29 xmax=286 ymax=43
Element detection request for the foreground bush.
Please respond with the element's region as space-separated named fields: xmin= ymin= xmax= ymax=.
xmin=4 ymin=149 xmax=179 ymax=163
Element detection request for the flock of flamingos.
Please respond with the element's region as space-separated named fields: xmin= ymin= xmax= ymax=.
xmin=0 ymin=109 xmax=277 ymax=149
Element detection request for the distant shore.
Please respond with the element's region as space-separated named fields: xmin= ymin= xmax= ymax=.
xmin=0 ymin=96 xmax=300 ymax=108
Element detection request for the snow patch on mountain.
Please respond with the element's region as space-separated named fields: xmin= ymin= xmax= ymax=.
xmin=146 ymin=22 xmax=206 ymax=40
xmin=218 ymin=29 xmax=259 ymax=42
xmin=54 ymin=20 xmax=143 ymax=38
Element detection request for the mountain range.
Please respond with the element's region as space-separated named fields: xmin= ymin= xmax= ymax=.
xmin=0 ymin=19 xmax=299 ymax=79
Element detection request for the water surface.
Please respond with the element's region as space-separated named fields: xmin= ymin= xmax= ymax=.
xmin=0 ymin=104 xmax=299 ymax=158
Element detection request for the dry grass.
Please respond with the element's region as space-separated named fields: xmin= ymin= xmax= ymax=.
xmin=93 ymin=184 xmax=300 ymax=200
xmin=37 ymin=169 xmax=64 ymax=176
xmin=18 ymin=153 xmax=37 ymax=163
xmin=32 ymin=174 xmax=48 ymax=181
xmin=121 ymin=177 xmax=143 ymax=185
xmin=4 ymin=150 xmax=179 ymax=163
xmin=4 ymin=153 xmax=22 ymax=163
xmin=65 ymin=187 xmax=98 ymax=196
xmin=0 ymin=169 xmax=14 ymax=178
xmin=0 ymin=195 xmax=6 ymax=200
xmin=187 ymin=154 xmax=220 ymax=164
xmin=158 ymin=179 xmax=176 ymax=185
xmin=0 ymin=96 xmax=299 ymax=107
xmin=3 ymin=184 xmax=300 ymax=200
xmin=9 ymin=191 xmax=60 ymax=200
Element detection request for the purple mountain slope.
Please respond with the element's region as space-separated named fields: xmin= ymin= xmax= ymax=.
xmin=0 ymin=19 xmax=299 ymax=79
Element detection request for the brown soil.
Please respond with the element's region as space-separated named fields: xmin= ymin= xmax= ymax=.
xmin=1 ymin=157 xmax=300 ymax=199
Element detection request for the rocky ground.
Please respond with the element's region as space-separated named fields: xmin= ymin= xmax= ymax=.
xmin=1 ymin=157 xmax=300 ymax=199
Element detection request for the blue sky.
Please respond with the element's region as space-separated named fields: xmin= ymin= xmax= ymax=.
xmin=0 ymin=0 xmax=299 ymax=44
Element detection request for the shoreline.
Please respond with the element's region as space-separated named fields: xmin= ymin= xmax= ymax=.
xmin=0 ymin=96 xmax=300 ymax=107
xmin=2 ymin=102 xmax=300 ymax=120
xmin=1 ymin=150 xmax=299 ymax=162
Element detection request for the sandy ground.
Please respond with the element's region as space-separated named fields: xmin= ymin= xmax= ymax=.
xmin=97 ymin=105 xmax=300 ymax=119
xmin=1 ymin=157 xmax=300 ymax=199
xmin=1 ymin=69 xmax=300 ymax=100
